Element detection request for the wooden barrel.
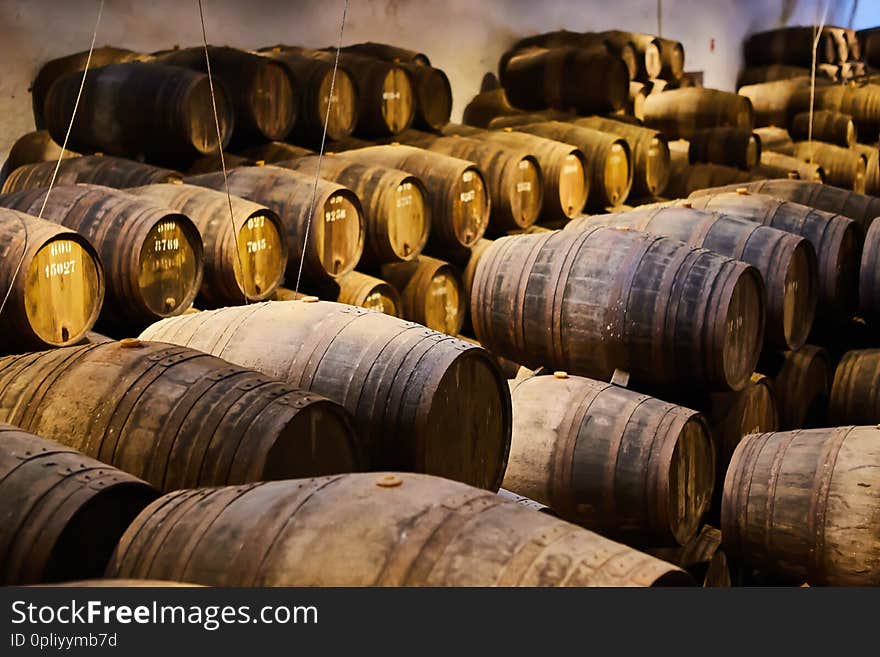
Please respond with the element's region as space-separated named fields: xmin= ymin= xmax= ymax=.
xmin=860 ymin=217 xmax=880 ymax=321
xmin=736 ymin=64 xmax=837 ymax=88
xmin=272 ymin=154 xmax=429 ymax=265
xmin=722 ymin=426 xmax=880 ymax=585
xmin=743 ymin=27 xmax=840 ymax=67
xmin=792 ymin=141 xmax=866 ymax=193
xmin=471 ymin=229 xmax=765 ymax=391
xmin=655 ymin=36 xmax=685 ymax=80
xmin=258 ymin=47 xmax=359 ymax=143
xmin=643 ymin=88 xmax=754 ymax=140
xmin=462 ymin=89 xmax=522 ymax=128
xmin=821 ymin=84 xmax=880 ymax=143
xmin=760 ymin=345 xmax=831 ymax=430
xmin=790 ymin=110 xmax=856 ymax=147
xmin=333 ymin=271 xmax=401 ymax=316
xmin=567 ymin=206 xmax=818 ymax=351
xmin=106 ymin=472 xmax=693 ymax=586
xmin=4 ymin=130 xmax=79 ymax=174
xmin=0 ymin=208 xmax=104 ymax=352
xmin=596 ymin=31 xmax=663 ymax=81
xmin=0 ymin=425 xmax=158 ymax=585
xmin=647 ymin=526 xmax=731 ymax=587
xmin=688 ymin=128 xmax=761 ymax=170
xmin=501 ymin=31 xmax=640 ymax=81
xmin=395 ymin=131 xmax=543 ymax=233
xmin=828 ymin=349 xmax=880 ymax=425
xmin=153 ymin=46 xmax=297 ymax=146
xmin=44 ymin=62 xmax=234 ymax=166
xmin=1 ymin=155 xmax=181 ymax=194
xmin=140 ymin=300 xmax=512 ymax=489
xmin=442 ymin=123 xmax=589 ymax=222
xmin=381 ymin=256 xmax=465 ymax=335
xmin=238 ymin=141 xmax=314 ymax=163
xmin=0 ymin=341 xmax=361 ymax=492
xmin=0 ymin=184 xmax=203 ymax=330
xmin=755 ymin=150 xmax=824 ymax=182
xmin=334 ymin=144 xmax=490 ymax=257
xmin=184 ymin=153 xmax=255 ymax=175
xmin=753 ymin=126 xmax=795 ymax=154
xmin=664 ymin=152 xmax=757 ymax=199
xmin=506 ymin=373 xmax=715 ymax=545
xmin=500 ymin=47 xmax=629 ymax=114
xmin=860 ymin=27 xmax=880 ymax=67
xmin=397 ymin=63 xmax=452 ymax=130
xmin=737 ymin=79 xmax=815 ymax=128
xmin=685 ymin=190 xmax=861 ymax=321
xmin=30 ymin=46 xmax=149 ymax=129
xmin=185 ymin=165 xmax=364 ymax=285
xmin=127 ymin=183 xmax=287 ymax=305
xmin=864 ymin=149 xmax=880 ymax=197
xmin=341 ymin=42 xmax=432 ymax=66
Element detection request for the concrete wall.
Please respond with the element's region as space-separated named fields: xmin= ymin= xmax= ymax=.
xmin=0 ymin=0 xmax=866 ymax=162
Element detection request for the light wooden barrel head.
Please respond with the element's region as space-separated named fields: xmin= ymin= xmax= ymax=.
xmin=235 ymin=210 xmax=286 ymax=299
xmin=138 ymin=217 xmax=202 ymax=316
xmin=389 ymin=177 xmax=429 ymax=260
xmin=381 ymin=68 xmax=414 ymax=134
xmin=512 ymin=156 xmax=543 ymax=225
xmin=722 ymin=269 xmax=764 ymax=390
xmin=251 ymin=61 xmax=296 ymax=140
xmin=646 ymin=136 xmax=671 ymax=196
xmin=424 ymin=268 xmax=464 ymax=335
xmin=667 ymin=416 xmax=715 ymax=545
xmin=313 ymin=191 xmax=362 ymax=278
xmin=455 ymin=168 xmax=490 ymax=247
xmin=319 ymin=69 xmax=358 ymax=139
xmin=604 ymin=141 xmax=630 ymax=206
xmin=184 ymin=77 xmax=232 ymax=155
xmin=25 ymin=236 xmax=102 ymax=346
xmin=558 ymin=153 xmax=588 ymax=218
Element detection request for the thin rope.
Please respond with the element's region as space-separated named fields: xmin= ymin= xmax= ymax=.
xmin=0 ymin=0 xmax=104 ymax=320
xmin=197 ymin=0 xmax=249 ymax=302
xmin=294 ymin=0 xmax=350 ymax=294
xmin=807 ymin=1 xmax=831 ymax=164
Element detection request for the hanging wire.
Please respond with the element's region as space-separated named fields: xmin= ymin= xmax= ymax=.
xmin=807 ymin=1 xmax=832 ymax=163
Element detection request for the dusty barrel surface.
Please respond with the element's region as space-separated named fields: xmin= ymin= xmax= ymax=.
xmin=755 ymin=151 xmax=824 ymax=183
xmin=643 ymin=88 xmax=754 ymax=139
xmin=4 ymin=130 xmax=79 ymax=175
xmin=335 ymin=144 xmax=490 ymax=257
xmin=127 ymin=183 xmax=287 ymax=305
xmin=736 ymin=64 xmax=836 ymax=88
xmin=272 ymin=154 xmax=429 ymax=266
xmin=684 ymin=190 xmax=861 ymax=322
xmin=860 ymin=218 xmax=880 ymax=321
xmin=688 ymin=128 xmax=761 ymax=170
xmin=152 ymin=46 xmax=297 ymax=146
xmin=663 ymin=155 xmax=757 ymax=199
xmin=471 ymin=229 xmax=766 ymax=392
xmin=238 ymin=141 xmax=314 ymax=163
xmin=381 ymin=256 xmax=465 ymax=335
xmin=790 ymin=110 xmax=856 ymax=147
xmin=761 ymin=345 xmax=831 ymax=429
xmin=648 ymin=526 xmax=731 ymax=587
xmin=462 ymin=88 xmax=523 ymax=129
xmin=2 ymin=156 xmax=181 ymax=194
xmin=335 ymin=271 xmax=400 ymax=316
xmin=828 ymin=349 xmax=880 ymax=425
xmin=106 ymin=472 xmax=693 ymax=586
xmin=505 ymin=374 xmax=715 ymax=546
xmin=566 ymin=206 xmax=817 ymax=351
xmin=0 ymin=341 xmax=360 ymax=492
xmin=140 ymin=300 xmax=512 ymax=490
xmin=185 ymin=165 xmax=364 ymax=285
xmin=792 ymin=141 xmax=866 ymax=193
xmin=722 ymin=426 xmax=880 ymax=585
xmin=0 ymin=208 xmax=104 ymax=352
xmin=44 ymin=62 xmax=234 ymax=166
xmin=0 ymin=184 xmax=203 ymax=330
xmin=0 ymin=425 xmax=158 ymax=585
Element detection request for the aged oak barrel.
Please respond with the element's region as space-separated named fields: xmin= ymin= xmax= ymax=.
xmin=152 ymin=46 xmax=297 ymax=146
xmin=0 ymin=208 xmax=103 ymax=352
xmin=0 ymin=425 xmax=158 ymax=585
xmin=335 ymin=271 xmax=400 ymax=316
xmin=1 ymin=155 xmax=181 ymax=194
xmin=334 ymin=144 xmax=490 ymax=258
xmin=393 ymin=62 xmax=452 ymax=130
xmin=860 ymin=217 xmax=880 ymax=321
xmin=864 ymin=148 xmax=880 ymax=197
xmin=722 ymin=426 xmax=880 ymax=585
xmin=238 ymin=141 xmax=314 ymax=163
xmin=0 ymin=184 xmax=203 ymax=331
xmin=0 ymin=341 xmax=361 ymax=492
xmin=790 ymin=109 xmax=856 ymax=147
xmin=462 ymin=88 xmax=522 ymax=129
xmin=792 ymin=141 xmax=866 ymax=192
xmin=4 ymin=130 xmax=78 ymax=175
xmin=140 ymin=299 xmax=512 ymax=490
xmin=743 ymin=27 xmax=840 ymax=67
xmin=183 ymin=152 xmax=255 ymax=175
xmin=760 ymin=345 xmax=831 ymax=430
xmin=185 ymin=165 xmax=364 ymax=285
xmin=505 ymin=373 xmax=715 ymax=545
xmin=647 ymin=526 xmax=731 ymax=587
xmin=381 ymin=256 xmax=465 ymax=335
xmin=684 ymin=190 xmax=861 ymax=322
xmin=127 ymin=183 xmax=287 ymax=305
xmin=596 ymin=31 xmax=662 ymax=81
xmin=754 ymin=126 xmax=796 ymax=155
xmin=688 ymin=128 xmax=761 ymax=170
xmin=566 ymin=205 xmax=818 ymax=351
xmin=272 ymin=154 xmax=429 ymax=265
xmin=341 ymin=42 xmax=432 ymax=66
xmin=501 ymin=31 xmax=640 ymax=81
xmin=736 ymin=64 xmax=837 ymax=88
xmin=105 ymin=472 xmax=693 ymax=586
xmin=828 ymin=349 xmax=880 ymax=425
xmin=471 ymin=229 xmax=766 ymax=391
xmin=755 ymin=151 xmax=825 ymax=183
xmin=663 ymin=153 xmax=757 ymax=199
xmin=643 ymin=88 xmax=754 ymax=140
xmin=737 ymin=78 xmax=816 ymax=128
xmin=44 ymin=62 xmax=234 ymax=166
xmin=818 ymin=83 xmax=880 ymax=143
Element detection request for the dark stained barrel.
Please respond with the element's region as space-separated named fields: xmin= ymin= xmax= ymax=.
xmin=334 ymin=144 xmax=490 ymax=258
xmin=272 ymin=154 xmax=429 ymax=265
xmin=760 ymin=345 xmax=831 ymax=429
xmin=722 ymin=426 xmax=880 ymax=585
xmin=44 ymin=62 xmax=234 ymax=166
xmin=501 ymin=31 xmax=641 ymax=81
xmin=395 ymin=63 xmax=452 ymax=130
xmin=341 ymin=42 xmax=432 ymax=66
xmin=153 ymin=46 xmax=297 ymax=146
xmin=753 ymin=126 xmax=795 ymax=155
xmin=743 ymin=27 xmax=840 ymax=67
xmin=685 ymin=190 xmax=861 ymax=322
xmin=335 ymin=271 xmax=400 ymax=316
xmin=643 ymin=88 xmax=754 ymax=140
xmin=259 ymin=47 xmax=359 ymax=143
xmin=864 ymin=148 xmax=880 ymax=196
xmin=462 ymin=88 xmax=522 ymax=129
xmin=184 ymin=152 xmax=255 ymax=175
xmin=0 ymin=184 xmax=203 ymax=331
xmin=394 ymin=130 xmax=543 ymax=233
xmin=4 ymin=130 xmax=79 ymax=174
xmin=860 ymin=27 xmax=880 ymax=67
xmin=648 ymin=526 xmax=732 ymax=587
xmin=688 ymin=128 xmax=761 ymax=170
xmin=663 ymin=153 xmax=757 ymax=199
xmin=185 ymin=165 xmax=364 ymax=285
xmin=140 ymin=300 xmax=512 ymax=489
xmin=128 ymin=183 xmax=288 ymax=305
xmin=566 ymin=205 xmax=818 ymax=351
xmin=596 ymin=30 xmax=663 ymax=81
xmin=238 ymin=141 xmax=314 ymax=163
xmin=822 ymin=83 xmax=880 ymax=143
xmin=792 ymin=141 xmax=867 ymax=193
xmin=0 ymin=425 xmax=158 ymax=585
xmin=0 ymin=208 xmax=104 ymax=352
xmin=655 ymin=36 xmax=686 ymax=81
xmin=1 ymin=156 xmax=181 ymax=194
xmin=828 ymin=349 xmax=880 ymax=425
xmin=506 ymin=373 xmax=715 ymax=545
xmin=106 ymin=472 xmax=693 ymax=586
xmin=381 ymin=256 xmax=465 ymax=335
xmin=0 ymin=341 xmax=361 ymax=492
xmin=442 ymin=123 xmax=589 ymax=222
xmin=790 ymin=109 xmax=856 ymax=147
xmin=860 ymin=218 xmax=880 ymax=321
xmin=755 ymin=151 xmax=824 ymax=182
xmin=471 ymin=229 xmax=766 ymax=392
xmin=736 ymin=64 xmax=837 ymax=88
xmin=737 ymin=78 xmax=814 ymax=128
